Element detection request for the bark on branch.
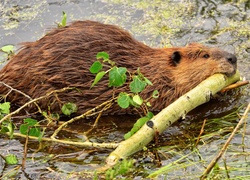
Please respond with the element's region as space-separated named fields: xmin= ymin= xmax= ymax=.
xmin=106 ymin=71 xmax=241 ymax=166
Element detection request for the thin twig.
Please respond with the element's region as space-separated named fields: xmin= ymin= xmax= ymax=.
xmin=0 ymin=81 xmax=33 ymax=100
xmin=220 ymin=80 xmax=249 ymax=93
xmin=200 ymin=102 xmax=250 ymax=179
xmin=22 ymin=128 xmax=29 ymax=170
xmin=50 ymin=98 xmax=115 ymax=139
xmin=195 ymin=119 xmax=206 ymax=147
xmin=0 ymin=81 xmax=44 ymax=117
xmin=85 ymin=100 xmax=114 ymax=136
xmin=84 ymin=110 xmax=103 ymax=136
xmin=7 ymin=132 xmax=118 ymax=149
xmin=0 ymin=87 xmax=73 ymax=124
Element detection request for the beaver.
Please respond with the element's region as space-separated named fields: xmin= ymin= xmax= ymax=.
xmin=0 ymin=20 xmax=237 ymax=116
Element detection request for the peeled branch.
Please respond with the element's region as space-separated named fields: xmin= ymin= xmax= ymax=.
xmin=105 ymin=71 xmax=241 ymax=166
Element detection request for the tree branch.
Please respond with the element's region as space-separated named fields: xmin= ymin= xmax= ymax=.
xmin=106 ymin=71 xmax=241 ymax=166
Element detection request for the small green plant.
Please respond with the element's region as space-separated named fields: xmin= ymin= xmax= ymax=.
xmin=0 ymin=45 xmax=14 ymax=55
xmin=0 ymin=120 xmax=15 ymax=139
xmin=0 ymin=102 xmax=15 ymax=138
xmin=61 ymin=102 xmax=78 ymax=116
xmin=4 ymin=154 xmax=18 ymax=165
xmin=124 ymin=111 xmax=154 ymax=139
xmin=90 ymin=52 xmax=158 ymax=111
xmin=105 ymin=158 xmax=134 ymax=180
xmin=20 ymin=118 xmax=42 ymax=137
xmin=90 ymin=52 xmax=123 ymax=88
xmin=0 ymin=102 xmax=10 ymax=118
xmin=0 ymin=45 xmax=15 ymax=62
xmin=58 ymin=11 xmax=67 ymax=27
xmin=90 ymin=52 xmax=159 ymax=137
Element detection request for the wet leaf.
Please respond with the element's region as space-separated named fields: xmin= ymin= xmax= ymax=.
xmin=96 ymin=51 xmax=109 ymax=60
xmin=5 ymin=154 xmax=18 ymax=165
xmin=146 ymin=112 xmax=154 ymax=119
xmin=1 ymin=45 xmax=14 ymax=54
xmin=61 ymin=11 xmax=67 ymax=27
xmin=124 ymin=132 xmax=132 ymax=140
xmin=28 ymin=127 xmax=41 ymax=137
xmin=117 ymin=92 xmax=130 ymax=108
xmin=137 ymin=68 xmax=153 ymax=85
xmin=0 ymin=102 xmax=10 ymax=114
xmin=7 ymin=121 xmax=15 ymax=138
xmin=132 ymin=94 xmax=143 ymax=106
xmin=129 ymin=76 xmax=147 ymax=93
xmin=0 ymin=121 xmax=15 ymax=138
xmin=109 ymin=67 xmax=127 ymax=87
xmin=144 ymin=76 xmax=153 ymax=85
xmin=90 ymin=61 xmax=103 ymax=74
xmin=61 ymin=102 xmax=78 ymax=116
xmin=20 ymin=118 xmax=41 ymax=137
xmin=124 ymin=117 xmax=149 ymax=139
xmin=124 ymin=112 xmax=153 ymax=139
xmin=24 ymin=118 xmax=38 ymax=126
xmin=0 ymin=126 xmax=9 ymax=134
xmin=91 ymin=71 xmax=106 ymax=88
xmin=152 ymin=90 xmax=159 ymax=98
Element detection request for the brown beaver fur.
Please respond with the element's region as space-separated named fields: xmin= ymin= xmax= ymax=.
xmin=0 ymin=20 xmax=237 ymax=116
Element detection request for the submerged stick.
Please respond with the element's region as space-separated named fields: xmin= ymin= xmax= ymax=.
xmin=106 ymin=71 xmax=241 ymax=166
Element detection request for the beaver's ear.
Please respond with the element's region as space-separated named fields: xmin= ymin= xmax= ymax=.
xmin=171 ymin=51 xmax=181 ymax=66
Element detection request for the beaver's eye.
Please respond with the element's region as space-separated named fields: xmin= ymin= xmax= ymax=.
xmin=203 ymin=54 xmax=210 ymax=58
xmin=171 ymin=51 xmax=181 ymax=66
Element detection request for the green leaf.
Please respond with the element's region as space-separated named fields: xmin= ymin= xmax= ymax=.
xmin=117 ymin=92 xmax=130 ymax=109
xmin=0 ymin=127 xmax=9 ymax=134
xmin=0 ymin=102 xmax=10 ymax=114
xmin=96 ymin=52 xmax=109 ymax=60
xmin=146 ymin=111 xmax=154 ymax=119
xmin=124 ymin=132 xmax=132 ymax=140
xmin=144 ymin=76 xmax=153 ymax=85
xmin=0 ymin=121 xmax=15 ymax=138
xmin=124 ymin=112 xmax=153 ymax=139
xmin=91 ymin=71 xmax=106 ymax=88
xmin=129 ymin=76 xmax=147 ymax=93
xmin=109 ymin=67 xmax=127 ymax=87
xmin=5 ymin=154 xmax=18 ymax=165
xmin=28 ymin=127 xmax=41 ymax=137
xmin=136 ymin=68 xmax=153 ymax=86
xmin=7 ymin=121 xmax=15 ymax=138
xmin=20 ymin=124 xmax=29 ymax=135
xmin=20 ymin=118 xmax=41 ymax=137
xmin=61 ymin=11 xmax=67 ymax=27
xmin=132 ymin=94 xmax=143 ymax=106
xmin=1 ymin=45 xmax=14 ymax=54
xmin=24 ymin=118 xmax=38 ymax=126
xmin=152 ymin=90 xmax=159 ymax=98
xmin=61 ymin=102 xmax=78 ymax=116
xmin=124 ymin=116 xmax=150 ymax=139
xmin=90 ymin=61 xmax=103 ymax=74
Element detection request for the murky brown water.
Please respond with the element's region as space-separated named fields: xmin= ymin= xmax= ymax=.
xmin=0 ymin=0 xmax=249 ymax=179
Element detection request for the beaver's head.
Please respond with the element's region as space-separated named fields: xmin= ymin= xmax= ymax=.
xmin=170 ymin=42 xmax=237 ymax=75
xmin=168 ymin=43 xmax=237 ymax=90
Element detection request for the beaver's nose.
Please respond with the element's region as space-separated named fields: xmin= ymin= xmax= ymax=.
xmin=226 ymin=54 xmax=237 ymax=64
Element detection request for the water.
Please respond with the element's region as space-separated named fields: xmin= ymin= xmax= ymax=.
xmin=0 ymin=0 xmax=249 ymax=179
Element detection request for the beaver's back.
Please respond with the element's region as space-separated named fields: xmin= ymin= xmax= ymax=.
xmin=0 ymin=21 xmax=158 ymax=115
xmin=0 ymin=20 xmax=237 ymax=116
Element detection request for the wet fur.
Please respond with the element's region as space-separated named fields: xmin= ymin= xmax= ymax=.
xmin=0 ymin=20 xmax=237 ymax=115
